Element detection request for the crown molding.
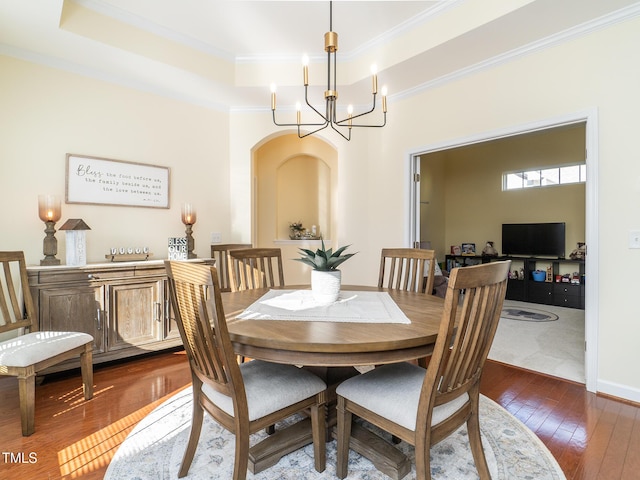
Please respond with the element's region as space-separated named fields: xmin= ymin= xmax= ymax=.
xmin=74 ymin=0 xmax=235 ymax=61
xmin=4 ymin=1 xmax=640 ymax=112
xmin=392 ymin=2 xmax=640 ymax=104
xmin=0 ymin=43 xmax=230 ymax=112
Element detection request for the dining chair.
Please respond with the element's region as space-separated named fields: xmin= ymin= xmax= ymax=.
xmin=210 ymin=243 xmax=252 ymax=292
xmin=227 ymin=247 xmax=285 ymax=292
xmin=0 ymin=251 xmax=94 ymax=436
xmin=336 ymin=260 xmax=511 ymax=480
xmin=378 ymin=248 xmax=437 ymax=296
xmin=164 ymin=261 xmax=327 ymax=479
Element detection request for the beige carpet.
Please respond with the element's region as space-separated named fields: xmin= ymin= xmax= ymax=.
xmin=490 ymin=300 xmax=585 ymax=383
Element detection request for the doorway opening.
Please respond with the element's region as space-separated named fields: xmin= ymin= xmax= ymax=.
xmin=405 ymin=110 xmax=598 ymax=392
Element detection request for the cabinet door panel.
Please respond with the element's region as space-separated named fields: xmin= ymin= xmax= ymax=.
xmin=40 ymin=286 xmax=106 ymax=354
xmin=506 ymin=280 xmax=525 ymax=301
xmin=527 ymin=282 xmax=554 ymax=305
xmin=108 ymin=281 xmax=162 ymax=350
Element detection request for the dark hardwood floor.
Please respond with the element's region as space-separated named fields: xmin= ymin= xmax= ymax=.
xmin=1 ymin=350 xmax=638 ymax=479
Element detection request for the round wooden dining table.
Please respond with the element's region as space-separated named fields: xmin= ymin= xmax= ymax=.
xmin=223 ymin=285 xmax=446 ymax=367
xmin=221 ymin=285 xmax=446 ymax=478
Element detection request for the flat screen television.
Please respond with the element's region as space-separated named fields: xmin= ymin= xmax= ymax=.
xmin=502 ymin=222 xmax=566 ymax=258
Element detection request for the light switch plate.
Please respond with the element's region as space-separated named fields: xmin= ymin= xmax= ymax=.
xmin=210 ymin=232 xmax=221 ymax=243
xmin=630 ymin=230 xmax=640 ymax=249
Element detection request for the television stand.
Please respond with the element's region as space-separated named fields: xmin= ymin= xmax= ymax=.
xmin=445 ymin=255 xmax=585 ymax=309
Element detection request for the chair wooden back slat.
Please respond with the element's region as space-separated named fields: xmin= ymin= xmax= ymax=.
xmin=378 ymin=248 xmax=437 ymax=294
xmin=210 ymin=244 xmax=252 ymax=292
xmin=228 ymin=248 xmax=285 ymax=292
xmin=422 ymin=260 xmax=510 ymax=409
xmin=0 ymin=251 xmax=36 ymax=334
xmin=165 ymin=261 xmax=239 ymax=397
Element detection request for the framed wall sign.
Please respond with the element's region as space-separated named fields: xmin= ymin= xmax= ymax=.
xmin=66 ymin=154 xmax=170 ymax=208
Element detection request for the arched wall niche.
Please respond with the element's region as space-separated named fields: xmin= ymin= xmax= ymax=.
xmin=252 ymin=133 xmax=338 ymax=284
xmin=277 ymin=156 xmax=331 ymax=239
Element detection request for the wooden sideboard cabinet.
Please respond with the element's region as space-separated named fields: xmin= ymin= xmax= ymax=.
xmin=27 ymin=258 xmax=214 ymax=373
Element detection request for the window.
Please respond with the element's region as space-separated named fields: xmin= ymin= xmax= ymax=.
xmin=503 ymin=163 xmax=586 ymax=190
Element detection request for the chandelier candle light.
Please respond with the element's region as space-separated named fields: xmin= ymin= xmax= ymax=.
xmin=270 ymin=1 xmax=387 ymax=141
xmin=181 ymin=203 xmax=197 ymax=259
xmin=38 ymin=194 xmax=62 ymax=265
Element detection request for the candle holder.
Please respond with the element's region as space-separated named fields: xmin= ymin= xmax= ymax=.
xmin=38 ymin=195 xmax=62 ymax=266
xmin=181 ymin=203 xmax=197 ymax=259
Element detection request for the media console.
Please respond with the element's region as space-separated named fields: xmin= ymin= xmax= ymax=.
xmin=445 ymin=254 xmax=585 ymax=309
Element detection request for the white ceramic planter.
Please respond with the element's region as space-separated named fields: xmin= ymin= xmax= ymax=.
xmin=311 ymin=269 xmax=341 ymax=304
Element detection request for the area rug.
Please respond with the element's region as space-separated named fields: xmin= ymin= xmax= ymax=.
xmin=501 ymin=307 xmax=558 ymax=322
xmin=105 ymin=386 xmax=565 ymax=480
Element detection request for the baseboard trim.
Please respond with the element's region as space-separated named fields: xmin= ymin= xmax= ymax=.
xmin=597 ymin=379 xmax=640 ymax=405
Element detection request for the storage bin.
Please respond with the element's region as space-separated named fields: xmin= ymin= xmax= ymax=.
xmin=532 ymin=270 xmax=546 ymax=282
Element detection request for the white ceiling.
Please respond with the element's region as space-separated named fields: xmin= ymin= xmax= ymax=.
xmin=1 ymin=0 xmax=639 ymax=112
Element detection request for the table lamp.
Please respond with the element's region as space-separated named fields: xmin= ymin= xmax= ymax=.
xmin=38 ymin=194 xmax=62 ymax=266
xmin=181 ymin=203 xmax=197 ymax=259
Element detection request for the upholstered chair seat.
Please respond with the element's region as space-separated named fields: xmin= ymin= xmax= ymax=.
xmin=0 ymin=331 xmax=93 ymax=368
xmin=336 ymin=362 xmax=469 ymax=431
xmin=202 ymin=359 xmax=326 ymax=421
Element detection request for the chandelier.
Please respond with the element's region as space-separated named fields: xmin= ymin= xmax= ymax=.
xmin=270 ymin=1 xmax=387 ymax=141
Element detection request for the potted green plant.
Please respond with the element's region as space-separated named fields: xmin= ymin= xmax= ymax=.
xmin=294 ymin=239 xmax=356 ymax=303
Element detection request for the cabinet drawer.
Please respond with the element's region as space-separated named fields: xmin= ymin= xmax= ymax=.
xmin=31 ymin=268 xmax=138 ymax=285
xmin=554 ymin=294 xmax=582 ymax=308
xmin=32 ymin=270 xmax=100 ymax=285
xmin=553 ymin=283 xmax=581 ymax=297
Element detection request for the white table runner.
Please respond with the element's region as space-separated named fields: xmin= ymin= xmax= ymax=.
xmin=236 ymin=289 xmax=411 ymax=324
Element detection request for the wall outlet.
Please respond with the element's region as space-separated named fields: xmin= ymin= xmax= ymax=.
xmin=210 ymin=232 xmax=221 ymax=243
xmin=630 ymin=230 xmax=640 ymax=249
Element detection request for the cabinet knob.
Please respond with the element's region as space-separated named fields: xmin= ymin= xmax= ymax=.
xmin=88 ymin=274 xmax=100 ymax=280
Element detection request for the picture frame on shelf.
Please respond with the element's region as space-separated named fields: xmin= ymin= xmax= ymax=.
xmin=461 ymin=243 xmax=476 ymax=255
xmin=450 ymin=245 xmax=461 ymax=255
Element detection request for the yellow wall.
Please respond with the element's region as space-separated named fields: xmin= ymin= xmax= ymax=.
xmin=276 ymin=157 xmax=331 ymax=239
xmin=3 ymin=11 xmax=640 ymax=400
xmin=0 ymin=55 xmax=231 ymax=265
xmin=420 ymin=125 xmax=586 ymax=262
xmin=229 ymin=15 xmax=640 ymax=399
xmin=419 ymin=151 xmax=446 ymax=261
